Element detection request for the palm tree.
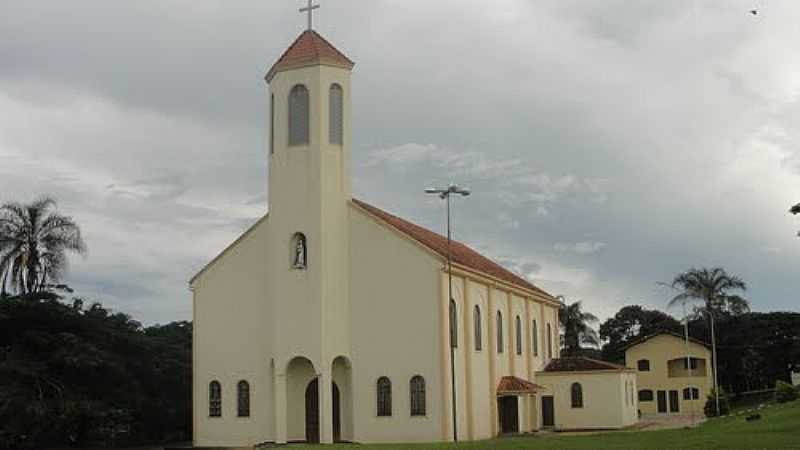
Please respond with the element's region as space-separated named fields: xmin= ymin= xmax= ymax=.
xmin=791 ymin=203 xmax=800 ymax=236
xmin=0 ymin=197 xmax=86 ymax=295
xmin=668 ymin=267 xmax=747 ymax=417
xmin=559 ymin=300 xmax=599 ymax=357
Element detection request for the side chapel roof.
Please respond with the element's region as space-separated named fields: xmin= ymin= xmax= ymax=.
xmin=541 ymin=357 xmax=630 ymax=373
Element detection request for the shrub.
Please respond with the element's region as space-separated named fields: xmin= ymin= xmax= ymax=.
xmin=704 ymin=388 xmax=731 ymax=417
xmin=775 ymin=380 xmax=798 ymax=403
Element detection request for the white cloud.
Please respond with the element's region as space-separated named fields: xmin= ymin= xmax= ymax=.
xmin=554 ymin=241 xmax=608 ymax=254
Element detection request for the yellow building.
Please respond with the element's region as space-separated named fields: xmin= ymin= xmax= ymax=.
xmin=190 ymin=25 xmax=637 ymax=447
xmin=624 ymin=332 xmax=713 ymax=417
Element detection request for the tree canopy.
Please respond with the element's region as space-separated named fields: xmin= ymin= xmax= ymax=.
xmin=0 ymin=197 xmax=86 ymax=296
xmin=559 ymin=300 xmax=599 ymax=357
xmin=0 ymin=292 xmax=191 ymax=449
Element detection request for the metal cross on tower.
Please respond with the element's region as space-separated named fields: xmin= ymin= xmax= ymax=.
xmin=299 ymin=0 xmax=320 ymax=31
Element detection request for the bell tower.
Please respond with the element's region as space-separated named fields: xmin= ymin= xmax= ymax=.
xmin=264 ymin=25 xmax=355 ymax=445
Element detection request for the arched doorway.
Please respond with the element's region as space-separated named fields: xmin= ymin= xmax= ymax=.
xmin=304 ymin=379 xmax=342 ymax=444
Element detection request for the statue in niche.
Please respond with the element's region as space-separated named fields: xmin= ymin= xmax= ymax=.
xmin=293 ymin=234 xmax=307 ymax=269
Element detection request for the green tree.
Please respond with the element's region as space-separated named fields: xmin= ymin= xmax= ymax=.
xmin=599 ymin=305 xmax=681 ymax=363
xmin=559 ymin=300 xmax=599 ymax=357
xmin=0 ymin=197 xmax=86 ymax=295
xmin=669 ymin=267 xmax=747 ymax=416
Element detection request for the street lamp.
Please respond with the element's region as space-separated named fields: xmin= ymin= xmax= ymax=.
xmin=425 ymin=183 xmax=470 ymax=442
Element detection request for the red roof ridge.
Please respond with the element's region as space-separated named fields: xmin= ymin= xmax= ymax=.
xmin=265 ymin=30 xmax=354 ymax=82
xmin=351 ymin=198 xmax=553 ymax=298
xmin=541 ymin=356 xmax=631 ymax=373
xmin=497 ymin=376 xmax=542 ymax=394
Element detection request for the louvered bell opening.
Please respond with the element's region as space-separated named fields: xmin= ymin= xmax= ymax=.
xmin=329 ymin=84 xmax=343 ymax=145
xmin=289 ymin=85 xmax=310 ymax=146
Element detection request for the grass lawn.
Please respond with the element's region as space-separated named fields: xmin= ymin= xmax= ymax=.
xmin=291 ymin=401 xmax=800 ymax=450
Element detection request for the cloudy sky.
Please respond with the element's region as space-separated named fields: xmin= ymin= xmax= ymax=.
xmin=2 ymin=0 xmax=799 ymax=325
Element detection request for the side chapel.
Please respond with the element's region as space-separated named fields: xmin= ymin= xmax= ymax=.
xmin=191 ymin=13 xmax=636 ymax=447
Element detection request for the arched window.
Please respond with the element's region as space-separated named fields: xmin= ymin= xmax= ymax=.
xmin=291 ymin=233 xmax=307 ymax=269
xmin=571 ymin=382 xmax=583 ymax=408
xmin=237 ymin=380 xmax=250 ymax=417
xmin=546 ymin=323 xmax=553 ymax=358
xmin=289 ymin=84 xmax=309 ymax=146
xmin=209 ymin=380 xmax=222 ymax=417
xmin=409 ymin=376 xmax=426 ymax=416
xmin=638 ymin=389 xmax=654 ymax=402
xmin=377 ymin=377 xmax=392 ymax=417
xmin=496 ymin=311 xmax=504 ymax=353
xmin=515 ymin=315 xmax=522 ymax=355
xmin=329 ymin=84 xmax=343 ymax=145
xmin=532 ymin=319 xmax=538 ymax=356
xmin=637 ymin=359 xmax=650 ymax=371
xmin=270 ymin=94 xmax=275 ymax=154
xmin=683 ymin=387 xmax=700 ymax=400
xmin=449 ymin=300 xmax=457 ymax=348
xmin=473 ymin=305 xmax=482 ymax=351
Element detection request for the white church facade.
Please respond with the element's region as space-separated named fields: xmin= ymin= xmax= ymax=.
xmin=191 ymin=26 xmax=636 ymax=447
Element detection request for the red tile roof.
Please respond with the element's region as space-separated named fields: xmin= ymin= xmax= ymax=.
xmin=265 ymin=30 xmax=355 ymax=82
xmin=621 ymin=331 xmax=711 ymax=351
xmin=352 ymin=199 xmax=552 ymax=297
xmin=541 ymin=357 xmax=630 ymax=373
xmin=496 ymin=376 xmax=542 ymax=395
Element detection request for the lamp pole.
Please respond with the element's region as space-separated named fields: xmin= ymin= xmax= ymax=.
xmin=426 ymin=183 xmax=470 ymax=442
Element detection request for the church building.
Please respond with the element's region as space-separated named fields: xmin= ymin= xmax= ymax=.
xmin=191 ymin=19 xmax=636 ymax=447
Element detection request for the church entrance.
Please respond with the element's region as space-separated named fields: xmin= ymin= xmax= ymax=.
xmin=305 ymin=379 xmax=320 ymax=443
xmin=304 ymin=379 xmax=342 ymax=444
xmin=498 ymin=396 xmax=519 ymax=434
xmin=332 ymin=382 xmax=341 ymax=442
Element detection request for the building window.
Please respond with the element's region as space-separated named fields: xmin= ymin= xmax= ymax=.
xmin=270 ymin=94 xmax=275 ymax=154
xmin=683 ymin=358 xmax=699 ymax=370
xmin=638 ymin=390 xmax=654 ymax=402
xmin=515 ymin=315 xmax=522 ymax=355
xmin=410 ymin=376 xmax=426 ymax=416
xmin=237 ymin=380 xmax=250 ymax=417
xmin=532 ymin=319 xmax=538 ymax=356
xmin=329 ymin=84 xmax=343 ymax=145
xmin=449 ymin=300 xmax=457 ymax=348
xmin=473 ymin=305 xmax=482 ymax=351
xmin=209 ymin=380 xmax=222 ymax=417
xmin=683 ymin=387 xmax=700 ymax=400
xmin=547 ymin=323 xmax=553 ymax=359
xmin=289 ymin=84 xmax=309 ymax=146
xmin=377 ymin=377 xmax=392 ymax=417
xmin=496 ymin=311 xmax=504 ymax=353
xmin=571 ymin=382 xmax=583 ymax=408
xmin=291 ymin=233 xmax=307 ymax=269
xmin=637 ymin=359 xmax=650 ymax=371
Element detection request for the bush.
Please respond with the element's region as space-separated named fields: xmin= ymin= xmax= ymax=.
xmin=704 ymin=388 xmax=731 ymax=417
xmin=775 ymin=380 xmax=798 ymax=403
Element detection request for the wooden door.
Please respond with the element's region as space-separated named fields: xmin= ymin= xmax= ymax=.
xmin=498 ymin=396 xmax=519 ymax=433
xmin=669 ymin=390 xmax=680 ymax=413
xmin=332 ymin=382 xmax=341 ymax=443
xmin=657 ymin=390 xmax=667 ymax=413
xmin=305 ymin=379 xmax=320 ymax=443
xmin=541 ymin=396 xmax=555 ymax=428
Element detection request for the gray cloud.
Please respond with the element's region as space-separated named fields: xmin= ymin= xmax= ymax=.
xmin=2 ymin=0 xmax=799 ymax=324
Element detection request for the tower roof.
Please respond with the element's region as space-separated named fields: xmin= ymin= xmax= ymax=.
xmin=265 ymin=30 xmax=355 ymax=82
